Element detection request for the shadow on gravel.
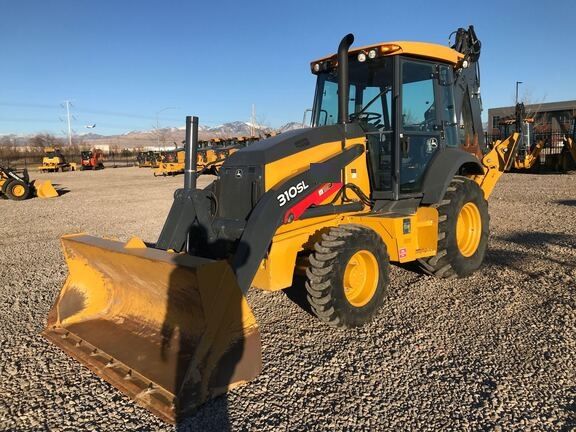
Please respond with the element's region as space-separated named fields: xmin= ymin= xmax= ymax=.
xmin=162 ymin=257 xmax=238 ymax=431
xmin=497 ymin=231 xmax=576 ymax=254
xmin=396 ymin=260 xmax=428 ymax=276
xmin=49 ymin=183 xmax=71 ymax=196
xmin=554 ymin=199 xmax=576 ymax=207
xmin=487 ymin=232 xmax=576 ymax=273
xmin=174 ymin=398 xmax=232 ymax=432
xmin=160 ymin=235 xmax=262 ymax=431
xmin=283 ymin=274 xmax=315 ymax=317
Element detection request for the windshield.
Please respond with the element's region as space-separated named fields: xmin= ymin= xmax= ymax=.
xmin=312 ymin=56 xmax=393 ymax=129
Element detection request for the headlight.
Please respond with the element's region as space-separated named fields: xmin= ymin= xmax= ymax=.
xmin=313 ymin=63 xmax=320 ymax=72
xmin=357 ymin=52 xmax=366 ymax=62
xmin=368 ymin=49 xmax=377 ymax=59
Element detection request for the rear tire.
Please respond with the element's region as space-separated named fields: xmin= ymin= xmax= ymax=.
xmin=305 ymin=225 xmax=390 ymax=328
xmin=6 ymin=180 xmax=30 ymax=200
xmin=418 ymin=176 xmax=489 ymax=278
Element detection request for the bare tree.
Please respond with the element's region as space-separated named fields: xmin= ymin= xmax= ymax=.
xmin=28 ymin=134 xmax=64 ymax=149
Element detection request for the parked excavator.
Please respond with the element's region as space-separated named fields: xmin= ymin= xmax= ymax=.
xmin=1 ymin=164 xmax=58 ymax=200
xmin=44 ymin=26 xmax=520 ymax=423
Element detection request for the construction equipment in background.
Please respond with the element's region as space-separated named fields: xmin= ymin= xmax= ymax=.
xmin=44 ymin=27 xmax=521 ymax=423
xmin=154 ymin=137 xmax=258 ymax=177
xmin=38 ymin=147 xmax=77 ymax=173
xmin=559 ymin=118 xmax=576 ymax=172
xmin=150 ymin=151 xmax=163 ymax=168
xmin=137 ymin=151 xmax=158 ymax=168
xmin=493 ymin=107 xmax=576 ymax=172
xmin=492 ymin=103 xmax=544 ymax=171
xmin=136 ymin=151 xmax=148 ymax=167
xmin=154 ymin=148 xmax=185 ymax=176
xmin=1 ymin=165 xmax=58 ymax=200
xmin=137 ymin=151 xmax=164 ymax=168
xmin=80 ymin=149 xmax=105 ymax=170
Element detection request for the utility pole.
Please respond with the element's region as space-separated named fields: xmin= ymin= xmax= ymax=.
xmin=155 ymin=107 xmax=178 ymax=150
xmin=251 ymin=104 xmax=256 ymax=137
xmin=63 ymin=100 xmax=73 ymax=146
xmin=515 ymin=81 xmax=523 ymax=105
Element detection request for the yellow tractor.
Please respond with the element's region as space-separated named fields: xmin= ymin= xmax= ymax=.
xmin=38 ymin=147 xmax=76 ymax=172
xmin=44 ymin=27 xmax=519 ymax=423
xmin=1 ymin=164 xmax=58 ymax=200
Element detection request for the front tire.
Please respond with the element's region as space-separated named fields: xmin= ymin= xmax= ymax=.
xmin=418 ymin=176 xmax=489 ymax=278
xmin=6 ymin=180 xmax=30 ymax=200
xmin=305 ymin=225 xmax=390 ymax=328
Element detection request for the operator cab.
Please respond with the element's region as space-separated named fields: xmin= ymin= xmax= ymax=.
xmin=311 ymin=43 xmax=461 ymax=200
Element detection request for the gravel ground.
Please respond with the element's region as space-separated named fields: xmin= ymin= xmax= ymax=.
xmin=0 ymin=168 xmax=574 ymax=431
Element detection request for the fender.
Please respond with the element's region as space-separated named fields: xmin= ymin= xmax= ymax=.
xmin=233 ymin=144 xmax=364 ymax=293
xmin=420 ymin=148 xmax=484 ymax=205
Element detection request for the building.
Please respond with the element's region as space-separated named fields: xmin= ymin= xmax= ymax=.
xmin=488 ymin=100 xmax=576 ymax=135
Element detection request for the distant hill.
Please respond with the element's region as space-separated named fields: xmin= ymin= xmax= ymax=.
xmin=81 ymin=121 xmax=300 ymax=148
xmin=278 ymin=122 xmax=306 ymax=133
xmin=1 ymin=121 xmax=304 ymax=149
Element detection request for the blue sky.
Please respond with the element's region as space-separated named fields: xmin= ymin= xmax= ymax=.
xmin=1 ymin=0 xmax=575 ymax=136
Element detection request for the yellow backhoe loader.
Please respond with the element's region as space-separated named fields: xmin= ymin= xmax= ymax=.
xmin=1 ymin=164 xmax=58 ymax=200
xmin=44 ymin=27 xmax=520 ymax=423
xmin=493 ymin=103 xmax=545 ymax=171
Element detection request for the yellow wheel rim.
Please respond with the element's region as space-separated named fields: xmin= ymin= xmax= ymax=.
xmin=456 ymin=202 xmax=482 ymax=257
xmin=343 ymin=250 xmax=379 ymax=307
xmin=12 ymin=184 xmax=25 ymax=197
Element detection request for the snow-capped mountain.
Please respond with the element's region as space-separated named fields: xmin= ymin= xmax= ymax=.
xmin=0 ymin=120 xmax=301 ymax=148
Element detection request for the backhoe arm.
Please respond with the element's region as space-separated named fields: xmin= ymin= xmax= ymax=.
xmin=472 ymin=132 xmax=520 ymax=199
xmin=452 ymin=26 xmax=485 ymax=154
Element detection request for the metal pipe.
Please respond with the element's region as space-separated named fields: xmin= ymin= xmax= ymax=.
xmin=184 ymin=116 xmax=198 ymax=190
xmin=337 ymin=33 xmax=354 ymax=124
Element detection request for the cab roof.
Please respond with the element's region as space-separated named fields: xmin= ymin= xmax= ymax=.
xmin=311 ymin=41 xmax=464 ymax=69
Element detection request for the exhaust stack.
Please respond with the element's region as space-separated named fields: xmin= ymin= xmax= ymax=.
xmin=184 ymin=115 xmax=199 ymax=190
xmin=337 ymin=33 xmax=354 ymax=124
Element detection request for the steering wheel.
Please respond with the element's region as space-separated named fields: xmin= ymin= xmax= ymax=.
xmin=349 ymin=111 xmax=381 ymax=124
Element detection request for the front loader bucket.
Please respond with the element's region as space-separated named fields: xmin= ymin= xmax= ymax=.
xmin=34 ymin=180 xmax=58 ymax=198
xmin=43 ymin=234 xmax=261 ymax=423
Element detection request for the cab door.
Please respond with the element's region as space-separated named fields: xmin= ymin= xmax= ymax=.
xmin=398 ymin=59 xmax=443 ymax=194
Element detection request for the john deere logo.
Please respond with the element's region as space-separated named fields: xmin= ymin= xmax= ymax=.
xmin=235 ymin=169 xmax=243 ymax=179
